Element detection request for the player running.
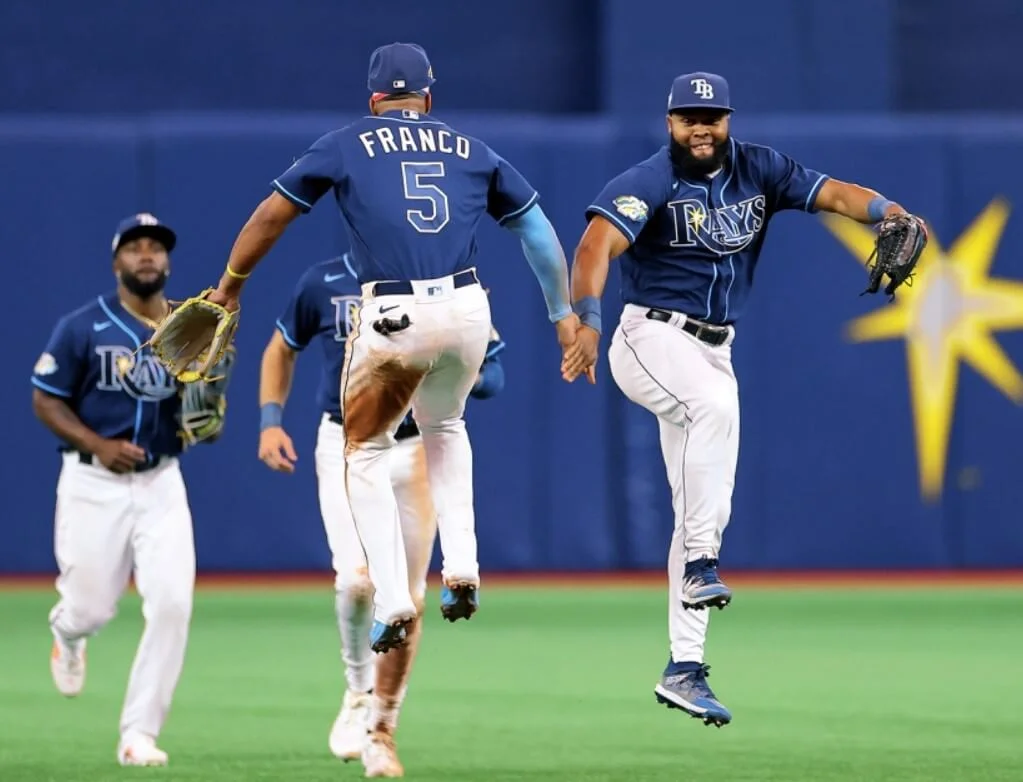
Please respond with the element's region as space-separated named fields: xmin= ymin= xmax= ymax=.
xmin=31 ymin=214 xmax=234 ymax=765
xmin=258 ymin=251 xmax=505 ymax=776
xmin=563 ymin=72 xmax=926 ymax=727
xmin=206 ymin=42 xmax=580 ymax=653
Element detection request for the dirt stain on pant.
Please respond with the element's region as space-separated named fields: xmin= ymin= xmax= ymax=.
xmin=344 ymin=358 xmax=426 ymax=447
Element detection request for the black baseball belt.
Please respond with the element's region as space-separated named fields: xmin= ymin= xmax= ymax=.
xmin=645 ymin=308 xmax=731 ymax=347
xmin=367 ymin=268 xmax=479 ymax=297
xmin=70 ymin=451 xmax=166 ymax=473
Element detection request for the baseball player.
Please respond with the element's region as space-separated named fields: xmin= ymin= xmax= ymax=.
xmin=563 ymin=72 xmax=927 ymax=726
xmin=258 ymin=251 xmax=505 ymax=776
xmin=31 ymin=214 xmax=234 ymax=765
xmin=204 ymin=41 xmax=579 ymax=653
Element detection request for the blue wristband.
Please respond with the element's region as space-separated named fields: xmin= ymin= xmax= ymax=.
xmin=867 ymin=197 xmax=895 ymax=223
xmin=572 ymin=296 xmax=602 ymax=335
xmin=260 ymin=402 xmax=283 ymax=431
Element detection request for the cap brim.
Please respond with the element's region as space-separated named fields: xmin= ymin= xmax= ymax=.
xmin=669 ymin=103 xmax=733 ymax=113
xmin=114 ymin=225 xmax=177 ymax=254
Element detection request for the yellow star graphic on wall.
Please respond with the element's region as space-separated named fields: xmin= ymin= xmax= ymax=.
xmin=822 ymin=199 xmax=1023 ymax=501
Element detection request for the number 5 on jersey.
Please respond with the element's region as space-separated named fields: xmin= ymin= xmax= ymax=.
xmin=402 ymin=161 xmax=449 ymax=234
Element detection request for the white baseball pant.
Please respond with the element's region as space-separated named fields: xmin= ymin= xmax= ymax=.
xmin=48 ymin=451 xmax=195 ymax=743
xmin=314 ymin=412 xmax=436 ymax=693
xmin=608 ymin=304 xmax=740 ymax=663
xmin=341 ymin=270 xmax=491 ymax=624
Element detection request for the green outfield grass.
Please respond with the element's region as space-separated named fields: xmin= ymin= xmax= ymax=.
xmin=2 ymin=583 xmax=1022 ymax=781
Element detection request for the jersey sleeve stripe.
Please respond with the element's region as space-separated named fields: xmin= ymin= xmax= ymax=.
xmin=804 ymin=174 xmax=829 ymax=212
xmin=495 ymin=191 xmax=539 ymax=226
xmin=275 ymin=319 xmax=306 ymax=351
xmin=31 ymin=377 xmax=72 ymax=397
xmin=272 ymin=180 xmax=314 ymax=212
xmin=586 ymin=204 xmax=638 ymax=245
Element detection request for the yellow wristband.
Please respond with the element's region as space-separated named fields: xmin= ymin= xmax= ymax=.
xmin=225 ymin=264 xmax=251 ymax=280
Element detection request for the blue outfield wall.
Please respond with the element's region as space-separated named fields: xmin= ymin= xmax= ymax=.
xmin=4 ymin=112 xmax=1023 ymax=574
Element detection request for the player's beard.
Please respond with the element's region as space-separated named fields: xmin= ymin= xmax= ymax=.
xmin=669 ymin=136 xmax=729 ymax=178
xmin=120 ymin=269 xmax=168 ymax=300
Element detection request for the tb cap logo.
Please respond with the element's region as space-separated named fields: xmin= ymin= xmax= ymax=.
xmin=691 ymin=78 xmax=715 ymax=99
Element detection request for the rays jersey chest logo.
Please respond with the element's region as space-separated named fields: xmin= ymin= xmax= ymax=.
xmin=96 ymin=345 xmax=178 ymax=401
xmin=667 ymin=194 xmax=767 ymax=255
xmin=330 ymin=295 xmax=361 ymax=341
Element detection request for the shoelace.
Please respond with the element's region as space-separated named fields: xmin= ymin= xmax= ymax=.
xmin=666 ymin=663 xmax=714 ymax=692
xmin=685 ymin=559 xmax=721 ymax=585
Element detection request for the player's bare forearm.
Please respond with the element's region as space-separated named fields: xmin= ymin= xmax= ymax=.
xmin=571 ymin=216 xmax=630 ymax=304
xmin=813 ymin=179 xmax=908 ymax=224
xmin=32 ymin=389 xmax=104 ymax=454
xmin=219 ymin=193 xmax=301 ymax=296
xmin=259 ymin=331 xmax=297 ymax=407
xmin=562 ymin=217 xmax=630 ymax=384
xmin=571 ymin=233 xmax=610 ymax=303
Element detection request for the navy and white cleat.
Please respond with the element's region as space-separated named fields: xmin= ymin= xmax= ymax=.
xmin=654 ymin=660 xmax=732 ymax=727
xmin=440 ymin=581 xmax=479 ymax=622
xmin=370 ymin=618 xmax=411 ymax=653
xmin=680 ymin=557 xmax=732 ymax=610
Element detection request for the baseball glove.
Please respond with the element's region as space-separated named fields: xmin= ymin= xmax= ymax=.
xmin=862 ymin=213 xmax=928 ymax=299
xmin=147 ymin=288 xmax=239 ymax=383
xmin=179 ymin=347 xmax=236 ymax=446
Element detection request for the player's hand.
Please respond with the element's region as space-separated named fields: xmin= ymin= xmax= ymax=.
xmin=561 ymin=324 xmax=599 ymax=385
xmin=94 ymin=439 xmax=147 ymax=473
xmin=207 ymin=285 xmax=240 ymax=313
xmin=555 ymin=313 xmax=581 ymax=349
xmin=259 ymin=426 xmax=298 ymax=473
xmin=554 ymin=314 xmax=595 ymax=383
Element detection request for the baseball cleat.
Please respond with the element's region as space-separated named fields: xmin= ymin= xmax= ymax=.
xmin=440 ymin=581 xmax=479 ymax=622
xmin=362 ymin=730 xmax=404 ymax=778
xmin=329 ymin=689 xmax=372 ymax=761
xmin=680 ymin=557 xmax=732 ymax=610
xmin=654 ymin=660 xmax=732 ymax=727
xmin=50 ymin=632 xmax=86 ymax=697
xmin=117 ymin=734 xmax=169 ymax=766
xmin=370 ymin=619 xmax=411 ymax=653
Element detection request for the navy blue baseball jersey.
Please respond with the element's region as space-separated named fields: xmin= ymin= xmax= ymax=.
xmin=276 ymin=253 xmax=506 ymax=419
xmin=271 ymin=109 xmax=538 ymax=282
xmin=31 ymin=293 xmax=184 ymax=457
xmin=587 ymin=138 xmax=829 ymax=324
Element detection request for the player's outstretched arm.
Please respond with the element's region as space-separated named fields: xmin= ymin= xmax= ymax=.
xmin=258 ymin=330 xmax=300 ymax=473
xmin=32 ymin=389 xmax=146 ymax=473
xmin=562 ymin=216 xmax=631 ymax=384
xmin=209 ymin=193 xmax=302 ymax=310
xmin=501 ymin=204 xmax=582 ymax=376
xmin=813 ymin=179 xmax=916 ymax=225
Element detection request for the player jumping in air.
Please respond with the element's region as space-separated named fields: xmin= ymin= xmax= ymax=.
xmin=203 ymin=42 xmax=581 ymax=654
xmin=562 ymin=72 xmax=927 ymax=727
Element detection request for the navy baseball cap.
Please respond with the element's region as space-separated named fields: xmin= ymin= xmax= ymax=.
xmin=367 ymin=42 xmax=435 ymax=96
xmin=111 ymin=212 xmax=177 ymax=255
xmin=668 ymin=72 xmax=733 ymax=113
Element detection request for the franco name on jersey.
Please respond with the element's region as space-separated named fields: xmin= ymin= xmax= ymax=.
xmin=358 ymin=118 xmax=471 ymax=160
